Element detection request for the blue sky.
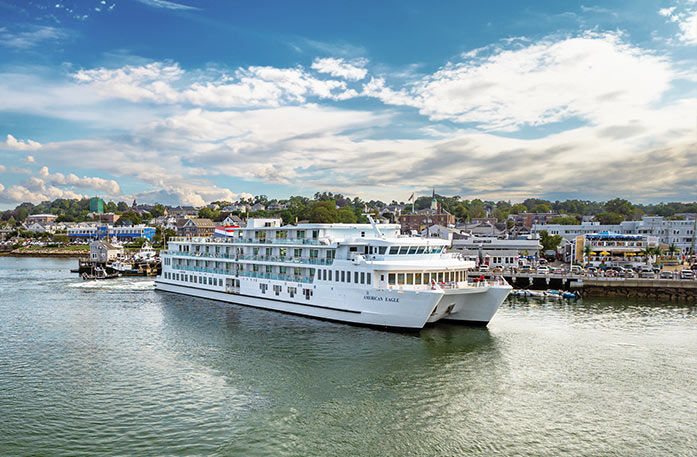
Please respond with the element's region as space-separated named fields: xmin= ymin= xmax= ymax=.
xmin=0 ymin=0 xmax=695 ymax=209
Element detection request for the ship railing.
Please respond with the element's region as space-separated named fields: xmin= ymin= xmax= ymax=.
xmin=171 ymin=265 xmax=314 ymax=283
xmin=168 ymin=236 xmax=323 ymax=246
xmin=166 ymin=250 xmax=334 ymax=265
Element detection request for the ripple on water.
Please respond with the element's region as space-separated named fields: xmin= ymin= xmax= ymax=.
xmin=1 ymin=257 xmax=696 ymax=457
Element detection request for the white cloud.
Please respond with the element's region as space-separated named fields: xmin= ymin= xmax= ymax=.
xmin=363 ymin=32 xmax=674 ymax=131
xmin=25 ymin=155 xmax=35 ymax=163
xmin=311 ymin=57 xmax=368 ymax=81
xmin=5 ymin=134 xmax=42 ymax=151
xmin=39 ymin=166 xmax=121 ymax=195
xmin=0 ymin=178 xmax=84 ymax=204
xmin=660 ymin=3 xmax=697 ymax=45
xmin=0 ymin=25 xmax=66 ymax=49
xmin=0 ymin=165 xmax=5 ymax=172
xmin=135 ymin=0 xmax=199 ymax=10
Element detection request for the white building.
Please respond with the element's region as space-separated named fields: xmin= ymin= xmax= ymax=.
xmin=534 ymin=215 xmax=696 ymax=254
xmin=451 ymin=236 xmax=542 ymax=268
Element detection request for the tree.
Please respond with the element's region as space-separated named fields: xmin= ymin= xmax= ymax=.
xmin=15 ymin=207 xmax=28 ymax=222
xmin=583 ymin=244 xmax=593 ymax=264
xmin=150 ymin=204 xmax=165 ymax=218
xmin=595 ymin=212 xmax=624 ymax=225
xmin=198 ymin=207 xmax=219 ymax=220
xmin=667 ymin=243 xmax=679 ymax=256
xmin=119 ymin=211 xmax=142 ymax=225
xmin=539 ymin=230 xmax=563 ymax=252
xmin=548 ymin=216 xmax=579 ymax=225
xmin=532 ymin=203 xmax=552 ymax=213
xmin=117 ymin=201 xmax=129 ymax=212
xmin=604 ymin=198 xmax=635 ymax=218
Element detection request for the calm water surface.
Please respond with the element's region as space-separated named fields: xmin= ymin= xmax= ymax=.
xmin=1 ymin=257 xmax=696 ymax=456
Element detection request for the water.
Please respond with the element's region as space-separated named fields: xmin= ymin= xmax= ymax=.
xmin=1 ymin=257 xmax=696 ymax=456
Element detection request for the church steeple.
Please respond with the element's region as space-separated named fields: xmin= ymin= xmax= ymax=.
xmin=430 ymin=189 xmax=438 ymax=211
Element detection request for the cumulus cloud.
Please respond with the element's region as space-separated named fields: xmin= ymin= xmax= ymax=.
xmin=0 ymin=178 xmax=84 ymax=204
xmin=72 ymin=61 xmax=361 ymax=108
xmin=311 ymin=57 xmax=368 ymax=81
xmin=5 ymin=134 xmax=42 ymax=151
xmin=363 ymin=32 xmax=673 ymax=131
xmin=39 ymin=166 xmax=121 ymax=195
xmin=660 ymin=3 xmax=697 ymax=45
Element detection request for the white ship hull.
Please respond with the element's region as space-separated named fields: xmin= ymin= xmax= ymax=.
xmin=155 ymin=278 xmax=510 ymax=330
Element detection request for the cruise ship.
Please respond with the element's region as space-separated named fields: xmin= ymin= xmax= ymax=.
xmin=155 ymin=217 xmax=511 ymax=329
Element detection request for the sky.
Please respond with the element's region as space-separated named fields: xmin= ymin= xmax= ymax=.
xmin=0 ymin=0 xmax=695 ymax=209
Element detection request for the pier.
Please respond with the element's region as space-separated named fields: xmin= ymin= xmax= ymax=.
xmin=470 ymin=272 xmax=697 ymax=302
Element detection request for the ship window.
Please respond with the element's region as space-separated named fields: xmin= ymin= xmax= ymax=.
xmin=279 ymin=266 xmax=287 ymax=274
xmin=408 ymin=246 xmax=417 ymax=255
xmin=379 ymin=247 xmax=387 ymax=254
xmin=389 ymin=247 xmax=399 ymax=255
xmin=297 ymin=230 xmax=305 ymax=239
xmin=349 ymin=246 xmax=357 ymax=252
xmin=360 ymin=272 xmax=365 ymax=284
xmin=381 ymin=274 xmax=385 ymax=281
xmin=346 ymin=271 xmax=351 ymax=283
xmin=312 ymin=230 xmax=319 ymax=239
xmin=354 ymin=272 xmax=359 ymax=283
xmin=266 ymin=265 xmax=272 ymax=273
xmin=367 ymin=273 xmax=371 ymax=285
xmin=416 ymin=273 xmax=423 ymax=285
xmin=361 ymin=231 xmax=365 ymax=237
xmin=280 ymin=248 xmax=287 ymax=257
xmin=416 ymin=247 xmax=425 ymax=254
xmin=329 ymin=270 xmax=333 ymax=281
xmin=341 ymin=271 xmax=345 ymax=282
xmin=437 ymin=272 xmax=444 ymax=282
xmin=294 ymin=248 xmax=302 ymax=257
xmin=397 ymin=273 xmax=405 ymax=285
xmin=406 ymin=273 xmax=414 ymax=285
xmin=388 ymin=273 xmax=396 ymax=285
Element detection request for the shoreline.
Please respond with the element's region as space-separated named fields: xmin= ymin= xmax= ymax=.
xmin=1 ymin=250 xmax=88 ymax=258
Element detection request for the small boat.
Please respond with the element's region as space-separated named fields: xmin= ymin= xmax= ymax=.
xmin=81 ymin=267 xmax=122 ymax=280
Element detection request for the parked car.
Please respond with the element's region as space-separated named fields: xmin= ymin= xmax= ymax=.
xmin=680 ymin=270 xmax=695 ymax=280
xmin=623 ymin=270 xmax=637 ymax=278
xmin=536 ymin=266 xmax=549 ymax=274
xmin=639 ymin=269 xmax=655 ymax=279
xmin=659 ymin=271 xmax=675 ymax=279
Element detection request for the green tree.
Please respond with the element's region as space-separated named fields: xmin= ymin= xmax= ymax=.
xmin=15 ymin=207 xmax=28 ymax=222
xmin=539 ymin=230 xmax=563 ymax=252
xmin=532 ymin=203 xmax=552 ymax=213
xmin=595 ymin=212 xmax=624 ymax=225
xmin=548 ymin=216 xmax=579 ymax=225
xmin=198 ymin=207 xmax=219 ymax=219
xmin=604 ymin=198 xmax=635 ymax=218
xmin=149 ymin=204 xmax=165 ymax=218
xmin=119 ymin=211 xmax=142 ymax=225
xmin=116 ymin=201 xmax=129 ymax=212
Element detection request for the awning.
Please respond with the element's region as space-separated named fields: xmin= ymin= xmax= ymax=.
xmin=599 ymin=251 xmax=611 ymax=255
xmin=624 ymin=252 xmax=636 ymax=256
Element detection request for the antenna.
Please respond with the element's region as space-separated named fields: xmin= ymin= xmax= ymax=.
xmin=365 ymin=213 xmax=384 ymax=238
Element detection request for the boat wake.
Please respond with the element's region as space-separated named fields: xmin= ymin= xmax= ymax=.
xmin=68 ymin=278 xmax=155 ymax=290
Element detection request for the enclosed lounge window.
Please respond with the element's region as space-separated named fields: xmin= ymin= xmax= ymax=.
xmin=341 ymin=271 xmax=345 ymax=282
xmin=406 ymin=273 xmax=414 ymax=284
xmin=416 ymin=247 xmax=425 ymax=254
xmin=367 ymin=273 xmax=371 ymax=284
xmin=397 ymin=273 xmax=405 ymax=285
xmin=360 ymin=272 xmax=365 ymax=284
xmin=408 ymin=246 xmax=417 ymax=255
xmin=388 ymin=273 xmax=396 ymax=285
xmin=389 ymin=247 xmax=399 ymax=255
xmin=354 ymin=272 xmax=359 ymax=283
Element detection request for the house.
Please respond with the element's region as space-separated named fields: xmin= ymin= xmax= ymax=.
xmin=217 ymin=214 xmax=244 ymax=226
xmin=266 ymin=202 xmax=284 ymax=211
xmin=451 ymin=236 xmax=543 ymax=268
xmin=89 ymin=240 xmax=122 ymax=263
xmin=168 ymin=206 xmax=199 ymax=217
xmin=178 ymin=218 xmax=215 ymax=237
xmin=508 ymin=212 xmax=561 ymax=230
xmin=222 ymin=203 xmax=251 ymax=213
xmin=250 ymin=203 xmax=266 ymax=212
xmin=26 ymin=214 xmax=58 ymax=224
xmin=456 ymin=221 xmax=505 ymax=237
xmin=420 ymin=225 xmax=468 ymax=243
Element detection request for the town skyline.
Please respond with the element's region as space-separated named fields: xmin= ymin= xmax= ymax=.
xmin=1 ymin=0 xmax=696 ymax=209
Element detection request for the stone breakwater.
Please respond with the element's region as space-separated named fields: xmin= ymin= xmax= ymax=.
xmin=571 ymin=278 xmax=697 ymax=302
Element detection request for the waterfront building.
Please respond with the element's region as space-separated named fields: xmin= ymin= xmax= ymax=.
xmin=89 ymin=240 xmax=123 ymax=263
xmin=537 ymin=215 xmax=695 ymax=254
xmin=178 ymin=218 xmax=215 ymax=237
xmin=420 ymin=225 xmax=468 ymax=243
xmin=573 ymin=232 xmax=659 ymax=267
xmin=451 ymin=236 xmax=542 ymax=268
xmin=89 ymin=197 xmax=104 ymax=214
xmin=67 ymin=224 xmax=156 ymax=241
xmin=26 ymin=214 xmax=59 ymax=224
xmin=156 ymin=217 xmax=511 ymax=329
